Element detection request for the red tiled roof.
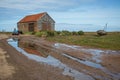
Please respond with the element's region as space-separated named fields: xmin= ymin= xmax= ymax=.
xmin=18 ymin=12 xmax=46 ymax=23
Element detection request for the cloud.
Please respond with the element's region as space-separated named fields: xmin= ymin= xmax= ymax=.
xmin=0 ymin=0 xmax=120 ymax=29
xmin=0 ymin=0 xmax=76 ymax=10
xmin=0 ymin=0 xmax=96 ymax=11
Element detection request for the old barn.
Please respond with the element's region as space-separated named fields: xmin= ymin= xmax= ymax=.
xmin=17 ymin=12 xmax=55 ymax=32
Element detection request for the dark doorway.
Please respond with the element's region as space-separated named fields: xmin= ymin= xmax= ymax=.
xmin=29 ymin=23 xmax=34 ymax=32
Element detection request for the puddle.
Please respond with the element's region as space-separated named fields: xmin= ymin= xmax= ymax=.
xmin=62 ymin=53 xmax=103 ymax=69
xmin=62 ymin=53 xmax=120 ymax=79
xmin=54 ymin=43 xmax=120 ymax=55
xmin=7 ymin=38 xmax=95 ymax=80
xmin=78 ymin=48 xmax=103 ymax=63
xmin=54 ymin=43 xmax=120 ymax=80
xmin=7 ymin=39 xmax=61 ymax=67
xmin=7 ymin=39 xmax=120 ymax=80
xmin=54 ymin=43 xmax=103 ymax=63
xmin=54 ymin=43 xmax=120 ymax=63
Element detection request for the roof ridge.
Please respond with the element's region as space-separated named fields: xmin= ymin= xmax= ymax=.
xmin=27 ymin=12 xmax=46 ymax=16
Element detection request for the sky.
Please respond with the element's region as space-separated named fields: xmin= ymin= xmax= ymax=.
xmin=0 ymin=0 xmax=120 ymax=32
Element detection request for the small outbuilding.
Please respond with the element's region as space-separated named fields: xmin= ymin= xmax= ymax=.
xmin=17 ymin=12 xmax=55 ymax=32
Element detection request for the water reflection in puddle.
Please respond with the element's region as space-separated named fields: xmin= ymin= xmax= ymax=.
xmin=54 ymin=43 xmax=103 ymax=63
xmin=62 ymin=53 xmax=103 ymax=69
xmin=54 ymin=43 xmax=120 ymax=80
xmin=7 ymin=38 xmax=94 ymax=80
xmin=54 ymin=43 xmax=120 ymax=63
xmin=54 ymin=43 xmax=119 ymax=55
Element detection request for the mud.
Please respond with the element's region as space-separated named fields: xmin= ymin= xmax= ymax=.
xmin=0 ymin=35 xmax=73 ymax=80
xmin=7 ymin=38 xmax=94 ymax=80
xmin=0 ymin=34 xmax=120 ymax=80
xmin=7 ymin=36 xmax=120 ymax=80
xmin=0 ymin=48 xmax=15 ymax=80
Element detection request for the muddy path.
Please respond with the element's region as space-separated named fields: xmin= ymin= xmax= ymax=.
xmin=0 ymin=38 xmax=73 ymax=80
xmin=0 ymin=35 xmax=120 ymax=80
xmin=13 ymin=36 xmax=120 ymax=80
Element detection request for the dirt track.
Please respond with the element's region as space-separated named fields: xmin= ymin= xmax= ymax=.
xmin=0 ymin=35 xmax=73 ymax=80
xmin=0 ymin=34 xmax=120 ymax=80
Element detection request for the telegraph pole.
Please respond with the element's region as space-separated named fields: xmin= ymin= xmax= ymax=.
xmin=104 ymin=23 xmax=108 ymax=31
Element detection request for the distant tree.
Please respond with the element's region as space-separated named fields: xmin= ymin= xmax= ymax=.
xmin=77 ymin=31 xmax=84 ymax=35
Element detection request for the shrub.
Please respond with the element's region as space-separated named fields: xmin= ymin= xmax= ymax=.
xmin=35 ymin=31 xmax=48 ymax=37
xmin=77 ymin=31 xmax=84 ymax=35
xmin=72 ymin=31 xmax=78 ymax=35
xmin=47 ymin=31 xmax=55 ymax=37
xmin=35 ymin=32 xmax=41 ymax=37
xmin=55 ymin=31 xmax=61 ymax=35
xmin=60 ymin=30 xmax=71 ymax=36
xmin=24 ymin=32 xmax=35 ymax=35
xmin=51 ymin=31 xmax=61 ymax=36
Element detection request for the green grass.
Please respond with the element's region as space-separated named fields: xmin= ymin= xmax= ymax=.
xmin=47 ymin=32 xmax=120 ymax=50
xmin=0 ymin=32 xmax=12 ymax=34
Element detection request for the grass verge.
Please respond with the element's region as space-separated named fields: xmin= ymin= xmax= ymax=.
xmin=46 ymin=32 xmax=120 ymax=50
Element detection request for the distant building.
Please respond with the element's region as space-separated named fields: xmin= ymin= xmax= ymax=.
xmin=17 ymin=12 xmax=55 ymax=32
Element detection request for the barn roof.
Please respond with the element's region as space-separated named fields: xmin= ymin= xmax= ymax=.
xmin=18 ymin=12 xmax=46 ymax=23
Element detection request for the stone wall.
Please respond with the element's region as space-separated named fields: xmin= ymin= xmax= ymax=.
xmin=37 ymin=13 xmax=55 ymax=31
xmin=17 ymin=22 xmax=37 ymax=32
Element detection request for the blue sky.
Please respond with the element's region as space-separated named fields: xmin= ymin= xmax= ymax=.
xmin=0 ymin=0 xmax=120 ymax=32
